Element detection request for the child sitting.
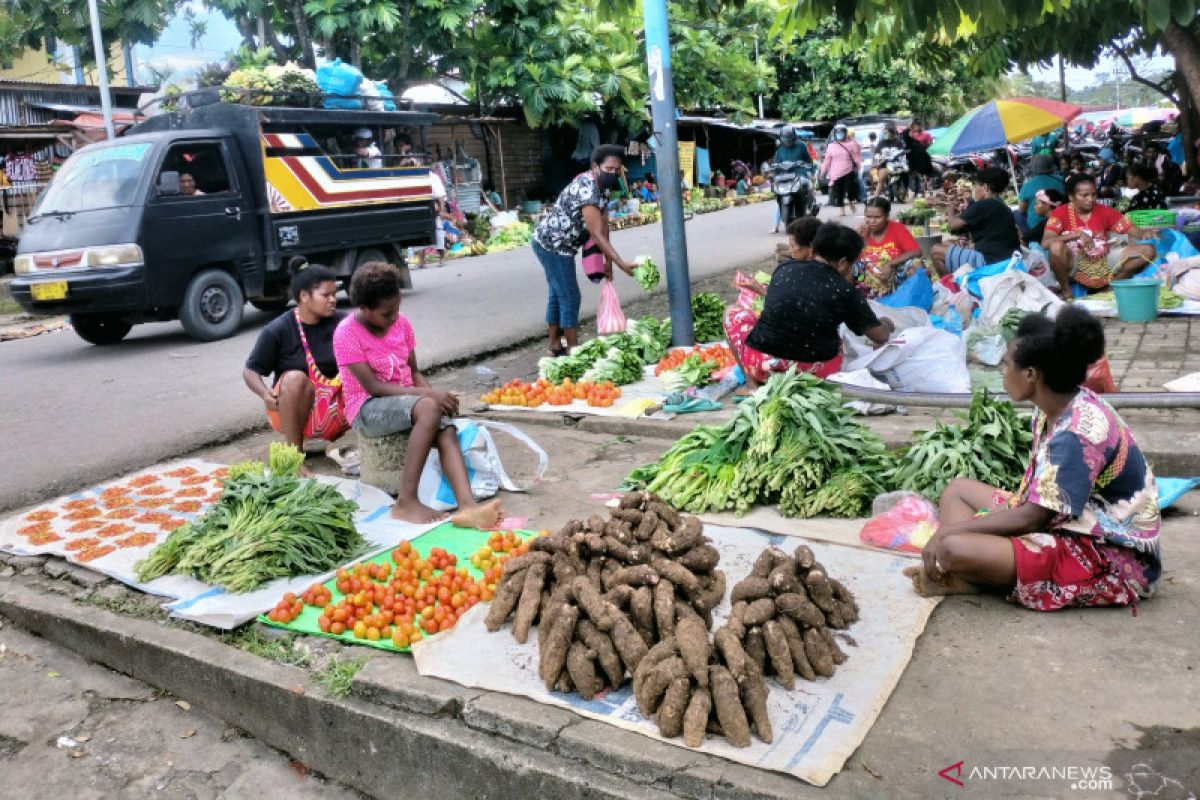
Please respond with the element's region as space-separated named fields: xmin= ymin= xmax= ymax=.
xmin=334 ymin=262 xmax=503 ymax=527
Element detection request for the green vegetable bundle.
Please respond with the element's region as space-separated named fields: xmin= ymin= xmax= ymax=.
xmin=624 ymin=371 xmax=891 ymax=518
xmin=582 ymin=346 xmax=646 ymax=385
xmin=691 ymin=292 xmax=727 ymax=343
xmin=886 ymin=392 xmax=1032 ymax=501
xmin=660 ymin=353 xmax=718 ymax=392
xmin=487 ymin=222 xmax=533 ymax=252
xmin=538 ymin=321 xmax=671 ymax=383
xmin=626 ymin=316 xmax=672 ymax=364
xmin=633 ymin=256 xmax=660 ymax=292
xmin=134 ymin=472 xmax=367 ymax=593
xmin=538 ymin=337 xmax=616 ymax=383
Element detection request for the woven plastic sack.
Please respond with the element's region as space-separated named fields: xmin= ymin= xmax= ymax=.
xmin=597 ymin=278 xmax=627 ymax=334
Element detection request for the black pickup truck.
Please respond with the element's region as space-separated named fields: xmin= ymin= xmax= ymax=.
xmin=11 ymin=91 xmax=437 ymax=343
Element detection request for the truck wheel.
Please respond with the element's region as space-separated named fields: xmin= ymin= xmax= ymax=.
xmin=355 ymin=248 xmax=389 ymax=270
xmin=179 ymin=269 xmax=244 ymax=342
xmin=70 ymin=314 xmax=132 ymax=345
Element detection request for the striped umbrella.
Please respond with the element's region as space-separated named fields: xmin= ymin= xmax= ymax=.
xmin=929 ymin=97 xmax=1082 ymax=156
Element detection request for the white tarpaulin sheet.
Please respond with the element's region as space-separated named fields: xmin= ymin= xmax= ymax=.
xmin=0 ymin=459 xmax=440 ymax=629
xmin=413 ymin=524 xmax=940 ymax=786
xmin=698 ymin=508 xmax=920 ymax=559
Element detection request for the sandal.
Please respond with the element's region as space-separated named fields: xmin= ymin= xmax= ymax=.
xmin=549 ymin=347 xmax=567 ymax=357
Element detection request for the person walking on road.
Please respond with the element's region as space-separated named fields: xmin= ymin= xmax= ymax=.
xmin=532 ymin=144 xmax=636 ymax=356
xmin=819 ymin=124 xmax=862 ymax=217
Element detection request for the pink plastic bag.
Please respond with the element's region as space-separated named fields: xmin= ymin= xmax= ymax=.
xmin=859 ymin=491 xmax=939 ymax=553
xmin=597 ymin=278 xmax=627 ymax=334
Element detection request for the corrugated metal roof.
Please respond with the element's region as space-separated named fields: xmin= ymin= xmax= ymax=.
xmin=0 ymin=78 xmax=149 ymax=95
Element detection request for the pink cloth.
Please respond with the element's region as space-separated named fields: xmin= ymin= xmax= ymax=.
xmin=333 ymin=312 xmax=417 ymax=424
xmin=819 ymin=139 xmax=861 ymax=182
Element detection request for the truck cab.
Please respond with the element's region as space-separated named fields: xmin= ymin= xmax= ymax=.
xmin=11 ymin=93 xmax=437 ymax=344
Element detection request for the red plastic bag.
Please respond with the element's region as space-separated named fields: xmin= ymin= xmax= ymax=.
xmin=597 ymin=278 xmax=627 ymax=334
xmin=1082 ymin=355 xmax=1116 ymax=394
xmin=859 ymin=492 xmax=940 ymax=553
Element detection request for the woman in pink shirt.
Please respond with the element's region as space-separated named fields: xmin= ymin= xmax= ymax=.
xmin=818 ymin=124 xmax=862 ymax=217
xmin=334 ymin=262 xmax=503 ymax=527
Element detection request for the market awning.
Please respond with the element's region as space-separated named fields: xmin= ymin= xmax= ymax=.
xmin=0 ymin=124 xmax=74 ymax=140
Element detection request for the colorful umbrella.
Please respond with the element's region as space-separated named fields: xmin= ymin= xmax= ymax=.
xmin=1107 ymin=107 xmax=1175 ymax=128
xmin=928 ymin=97 xmax=1082 ymax=157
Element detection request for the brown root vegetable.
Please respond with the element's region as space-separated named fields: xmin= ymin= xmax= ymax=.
xmin=605 ymin=602 xmax=649 ymax=673
xmin=709 ymin=665 xmax=751 ymax=748
xmin=636 ymin=655 xmax=687 ymax=716
xmin=585 ymin=556 xmax=605 ymax=589
xmin=650 ymin=514 xmax=702 ymax=555
xmin=650 ymin=558 xmax=700 ymax=597
xmin=571 ymin=576 xmax=612 ymax=631
xmin=610 ymin=508 xmax=643 ymax=526
xmin=619 ymin=491 xmax=648 ymax=510
xmin=714 ymin=626 xmax=748 ymax=680
xmin=540 ymin=604 xmax=579 ymax=688
xmin=818 ymin=626 xmax=847 ymax=665
xmin=674 ymin=613 xmax=711 ymax=688
xmin=484 ymin=569 xmax=525 ymax=632
xmin=531 ymin=534 xmax=566 ymax=554
xmin=776 ymin=616 xmax=817 ymax=681
xmin=633 ymin=637 xmax=679 ymax=697
xmin=603 ymin=520 xmax=633 ymax=544
xmin=557 ymin=519 xmax=584 ymax=538
xmin=653 ymin=579 xmax=676 ymax=640
xmin=585 ymin=514 xmax=607 ymax=533
xmin=645 ymin=501 xmax=682 ymax=530
xmin=775 ymin=592 xmax=826 ymax=629
xmin=566 ymin=642 xmax=599 ymax=700
xmin=605 ymin=584 xmax=633 ymax=610
xmin=682 ymin=687 xmax=712 ymax=748
xmin=768 ymin=560 xmax=802 ymax=595
xmin=803 ymin=627 xmax=835 ymax=678
xmin=742 ymin=597 xmax=777 ymax=626
xmin=602 ymin=536 xmax=634 ymax=563
xmin=634 ymin=511 xmax=660 ymax=541
xmin=739 ymin=661 xmax=774 ymax=744
xmin=761 ymin=620 xmax=796 ymax=690
xmin=750 ymin=547 xmax=787 ymax=578
xmin=550 ymin=551 xmax=579 ymax=584
xmin=792 ymin=544 xmax=815 ymax=570
xmin=830 ymin=578 xmax=860 ymax=624
xmin=555 ymin=671 xmax=574 ymax=693
xmin=677 ymin=543 xmax=720 ymax=573
xmin=744 ymin=627 xmax=767 ymax=673
xmin=580 ymin=533 xmax=607 ymax=559
xmin=693 ymin=570 xmax=726 ymax=613
xmin=656 ymin=676 xmax=691 ymax=738
xmin=610 ymin=564 xmax=659 ymax=587
xmin=503 ymin=551 xmax=552 ymax=574
xmin=576 ymin=619 xmax=625 ymax=688
xmin=730 ymin=576 xmax=772 ymax=604
xmin=511 ymin=562 xmax=548 ymax=644
xmin=630 ymin=586 xmax=656 ymax=646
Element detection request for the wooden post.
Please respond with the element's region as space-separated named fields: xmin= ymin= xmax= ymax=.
xmin=494 ymin=123 xmax=509 ymax=207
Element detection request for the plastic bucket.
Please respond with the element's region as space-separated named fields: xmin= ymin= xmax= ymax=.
xmin=519 ymin=200 xmax=542 ymax=214
xmin=1110 ymin=278 xmax=1162 ymax=322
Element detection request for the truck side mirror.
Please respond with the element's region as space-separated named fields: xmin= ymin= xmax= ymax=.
xmin=158 ymin=171 xmax=181 ymax=196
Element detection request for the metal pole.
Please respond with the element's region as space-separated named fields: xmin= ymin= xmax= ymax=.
xmin=86 ymin=0 xmax=116 ymax=140
xmin=643 ymin=0 xmax=694 ymax=346
xmin=1058 ymin=55 xmax=1068 ymax=146
xmin=754 ymin=34 xmax=764 ymax=119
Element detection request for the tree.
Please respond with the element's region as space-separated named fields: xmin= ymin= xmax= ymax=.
xmin=771 ymin=22 xmax=1007 ymax=121
xmin=0 ymin=0 xmax=175 ymax=69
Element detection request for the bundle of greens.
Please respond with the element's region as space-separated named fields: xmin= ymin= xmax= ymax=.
xmin=691 ymin=292 xmax=727 ymax=343
xmin=886 ymin=392 xmax=1032 ymax=501
xmin=660 ymin=353 xmax=718 ymax=392
xmin=134 ymin=461 xmax=366 ymax=592
xmin=538 ymin=338 xmax=611 ymax=383
xmin=998 ymin=308 xmax=1027 ymax=340
xmin=581 ymin=346 xmax=646 ymax=386
xmin=539 ymin=321 xmax=671 ymax=383
xmin=633 ymin=256 xmax=660 ymax=292
xmin=487 ymin=221 xmax=533 ymax=252
xmin=624 ymin=372 xmax=891 ymax=518
xmin=626 ymin=316 xmax=672 ymax=364
xmin=268 ymin=441 xmax=305 ymax=476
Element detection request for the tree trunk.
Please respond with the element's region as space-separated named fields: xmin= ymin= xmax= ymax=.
xmin=288 ymin=0 xmax=316 ymax=68
xmin=350 ymin=38 xmax=361 ymax=71
xmin=1177 ymin=72 xmax=1197 ymax=179
xmin=397 ymin=0 xmax=413 ymax=81
xmin=1163 ymin=21 xmax=1200 ymax=115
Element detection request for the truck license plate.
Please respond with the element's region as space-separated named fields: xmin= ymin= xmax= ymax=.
xmin=31 ymin=281 xmax=68 ymax=301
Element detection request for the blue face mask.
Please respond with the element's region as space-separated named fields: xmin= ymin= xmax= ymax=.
xmin=834 ymin=132 xmax=846 ymax=141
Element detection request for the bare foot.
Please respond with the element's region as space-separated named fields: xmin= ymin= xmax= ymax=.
xmin=390 ymin=498 xmax=448 ymax=524
xmin=902 ymin=565 xmax=981 ymax=597
xmin=451 ymin=498 xmax=504 ymax=530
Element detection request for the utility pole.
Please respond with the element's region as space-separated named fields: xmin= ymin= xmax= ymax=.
xmin=754 ymin=32 xmax=764 ymax=119
xmin=86 ymin=0 xmax=116 ymax=139
xmin=642 ymin=0 xmax=694 ymax=346
xmin=1059 ymin=55 xmax=1068 ymax=145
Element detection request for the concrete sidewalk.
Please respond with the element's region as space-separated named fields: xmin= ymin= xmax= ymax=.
xmin=1 ymin=413 xmax=1197 ymax=799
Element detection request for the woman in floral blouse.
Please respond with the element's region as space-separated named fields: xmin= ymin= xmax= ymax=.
xmin=905 ymin=306 xmax=1161 ymax=611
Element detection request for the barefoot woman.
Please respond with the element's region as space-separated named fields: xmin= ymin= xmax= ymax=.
xmin=906 ymin=307 xmax=1161 ymax=609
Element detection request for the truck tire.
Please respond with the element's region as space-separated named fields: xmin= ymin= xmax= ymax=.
xmin=355 ymin=248 xmax=389 ymax=270
xmin=179 ymin=268 xmax=244 ymax=342
xmin=70 ymin=313 xmax=132 ymax=345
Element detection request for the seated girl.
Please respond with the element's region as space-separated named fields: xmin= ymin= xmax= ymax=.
xmin=333 ymin=262 xmax=503 ymax=528
xmin=243 ymin=258 xmax=348 ymax=476
xmin=856 ymin=196 xmax=924 ymax=299
xmin=905 ymin=307 xmax=1161 ymax=610
xmin=724 ymin=219 xmax=894 ymax=392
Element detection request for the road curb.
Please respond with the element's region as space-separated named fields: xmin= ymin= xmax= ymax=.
xmin=0 ymin=579 xmax=821 ymax=800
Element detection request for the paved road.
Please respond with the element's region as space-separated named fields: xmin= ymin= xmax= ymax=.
xmin=1 ymin=202 xmax=788 ymax=511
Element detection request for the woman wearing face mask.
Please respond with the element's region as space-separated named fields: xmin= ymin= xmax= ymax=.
xmin=532 ymin=145 xmax=636 ymax=356
xmin=818 ymin=124 xmax=862 ymax=217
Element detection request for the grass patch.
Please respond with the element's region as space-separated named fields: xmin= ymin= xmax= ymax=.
xmin=223 ymin=625 xmax=311 ymax=667
xmin=80 ymin=588 xmax=163 ymax=618
xmin=314 ymin=654 xmax=366 ymax=698
xmin=0 ymin=297 xmax=22 ymax=316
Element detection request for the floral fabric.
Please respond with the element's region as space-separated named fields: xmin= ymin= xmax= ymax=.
xmin=533 ymin=172 xmax=608 ymax=256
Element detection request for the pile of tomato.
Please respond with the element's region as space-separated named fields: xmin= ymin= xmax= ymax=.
xmin=654 ymin=343 xmax=736 ymax=376
xmin=469 ymin=529 xmax=526 ymax=571
xmin=481 ymin=378 xmax=621 ymax=408
xmin=267 ymin=592 xmax=307 ymax=624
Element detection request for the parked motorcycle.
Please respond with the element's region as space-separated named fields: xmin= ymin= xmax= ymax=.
xmin=772 ymin=161 xmax=817 ymax=227
xmin=884 ymin=151 xmax=910 ymax=202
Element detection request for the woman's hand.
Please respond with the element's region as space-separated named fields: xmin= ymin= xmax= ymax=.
xmin=426 ymin=388 xmax=459 ymax=417
xmin=921 ymin=530 xmax=948 ymax=583
xmin=262 ymin=392 xmax=280 ymax=413
xmin=616 ymin=259 xmax=636 ymax=276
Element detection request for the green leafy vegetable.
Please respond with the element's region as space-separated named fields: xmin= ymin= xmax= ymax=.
xmin=633 ymin=256 xmax=660 ymax=292
xmin=691 ymin=292 xmax=727 ymax=342
xmin=269 ymin=442 xmax=306 ymax=477
xmin=660 ymin=353 xmax=718 ymax=392
xmin=581 ymin=346 xmax=646 ymax=385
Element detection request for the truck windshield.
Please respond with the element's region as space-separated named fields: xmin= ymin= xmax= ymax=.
xmin=35 ymin=142 xmax=152 ymax=215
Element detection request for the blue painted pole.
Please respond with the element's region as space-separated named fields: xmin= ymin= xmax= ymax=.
xmin=642 ymin=0 xmax=694 ymax=346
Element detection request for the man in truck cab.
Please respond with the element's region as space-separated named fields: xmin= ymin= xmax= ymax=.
xmin=179 ymin=172 xmax=203 ymax=196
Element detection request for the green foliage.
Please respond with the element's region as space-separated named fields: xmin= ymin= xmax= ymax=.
xmin=314 ymin=654 xmax=367 ymax=697
xmin=0 ymin=0 xmax=174 ymax=68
